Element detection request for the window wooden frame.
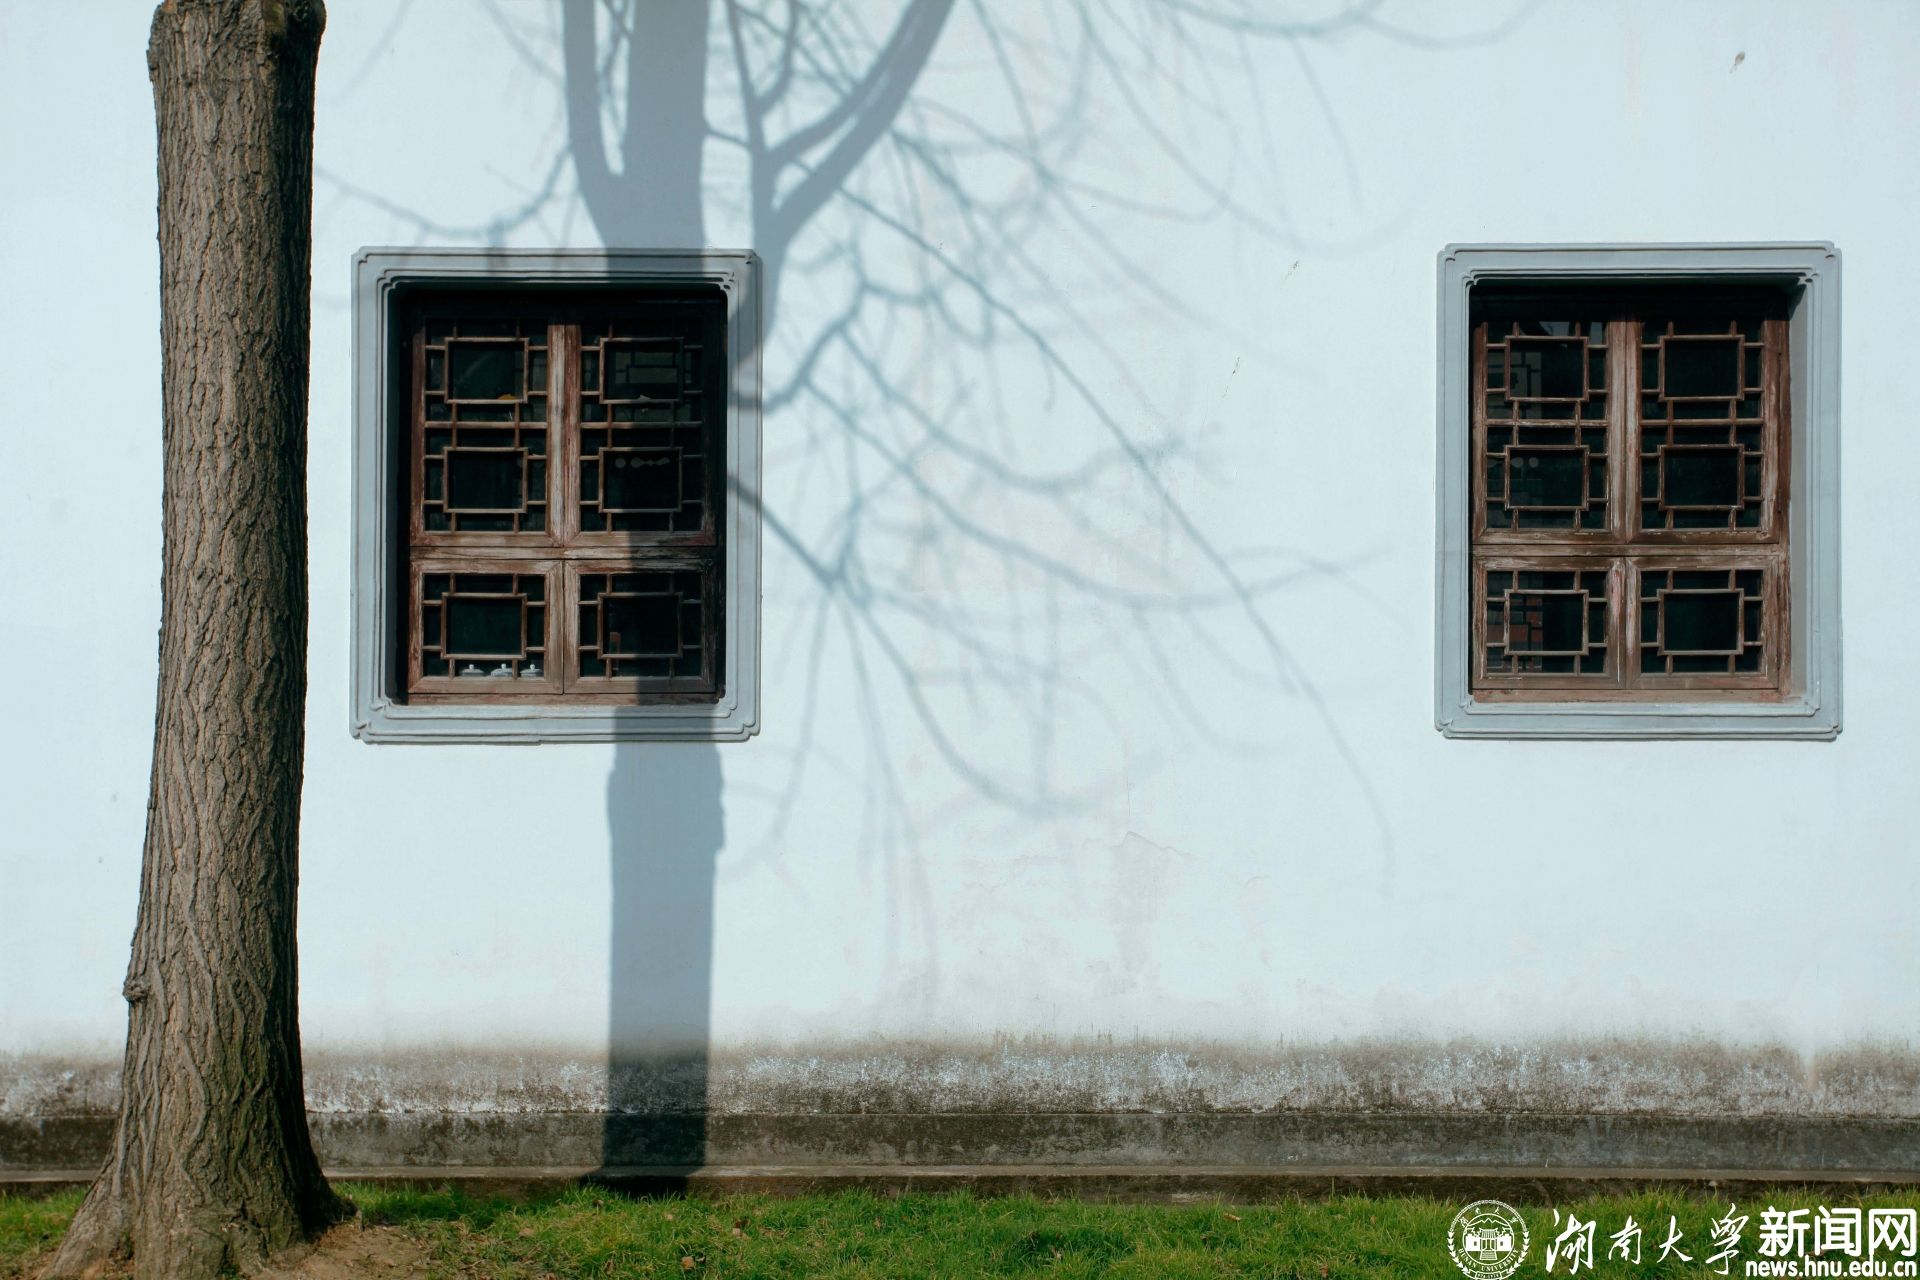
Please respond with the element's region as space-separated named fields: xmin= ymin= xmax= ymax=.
xmin=351 ymin=249 xmax=761 ymax=743
xmin=402 ymin=291 xmax=724 ymax=705
xmin=1435 ymin=244 xmax=1841 ymax=739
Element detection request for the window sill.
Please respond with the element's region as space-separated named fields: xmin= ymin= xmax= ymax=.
xmin=1437 ymin=693 xmax=1839 ymax=740
xmin=352 ymin=692 xmax=759 ymax=744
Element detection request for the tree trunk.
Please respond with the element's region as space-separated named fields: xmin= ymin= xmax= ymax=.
xmin=44 ymin=2 xmax=337 ymax=1277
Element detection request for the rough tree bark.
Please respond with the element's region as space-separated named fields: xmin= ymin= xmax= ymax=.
xmin=44 ymin=2 xmax=337 ymax=1277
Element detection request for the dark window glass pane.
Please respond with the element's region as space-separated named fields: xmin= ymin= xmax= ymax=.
xmin=445 ymin=595 xmax=524 ymax=658
xmin=605 ymin=342 xmax=679 ymax=399
xmin=603 ymin=449 xmax=680 ymax=512
xmin=1508 ymin=338 xmax=1586 ymax=399
xmin=449 ymin=342 xmax=524 ymax=400
xmin=1662 ymin=591 xmax=1741 ymax=654
xmin=603 ymin=593 xmax=680 ymax=657
xmin=1508 ymin=592 xmax=1586 ymax=654
xmin=1663 ymin=337 xmax=1741 ymax=398
xmin=1507 ymin=449 xmax=1585 ymax=509
xmin=445 ymin=450 xmax=524 ymax=511
xmin=458 ymin=403 xmax=515 ymax=422
xmin=1662 ymin=447 xmax=1740 ymax=508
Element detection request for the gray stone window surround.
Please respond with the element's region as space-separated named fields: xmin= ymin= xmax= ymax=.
xmin=1435 ymin=243 xmax=1841 ymax=739
xmin=350 ymin=248 xmax=762 ymax=743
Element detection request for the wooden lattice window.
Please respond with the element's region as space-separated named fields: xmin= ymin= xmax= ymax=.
xmin=401 ymin=289 xmax=725 ymax=704
xmin=1471 ymin=286 xmax=1791 ymax=700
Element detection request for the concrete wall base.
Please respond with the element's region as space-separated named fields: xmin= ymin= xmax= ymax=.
xmin=6 ymin=1163 xmax=1918 ymax=1205
xmin=5 ymin=1112 xmax=1918 ymax=1186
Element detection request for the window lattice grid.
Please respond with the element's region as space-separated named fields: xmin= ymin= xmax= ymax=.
xmin=400 ymin=291 xmax=730 ymax=705
xmin=577 ymin=322 xmax=714 ymax=537
xmin=575 ymin=564 xmax=717 ymax=690
xmin=417 ymin=318 xmax=551 ymax=535
xmin=1477 ymin=564 xmax=1613 ymax=681
xmin=1480 ymin=320 xmax=1611 ymax=532
xmin=1637 ymin=317 xmax=1774 ymax=532
xmin=1637 ymin=563 xmax=1771 ymax=679
xmin=417 ymin=569 xmax=551 ymax=681
xmin=1468 ymin=291 xmax=1791 ymax=701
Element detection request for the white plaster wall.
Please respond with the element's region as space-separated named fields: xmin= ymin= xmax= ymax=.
xmin=3 ymin=1 xmax=1917 ymax=1077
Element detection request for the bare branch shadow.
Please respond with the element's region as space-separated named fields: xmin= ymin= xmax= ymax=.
xmin=319 ymin=0 xmax=1535 ymax=1175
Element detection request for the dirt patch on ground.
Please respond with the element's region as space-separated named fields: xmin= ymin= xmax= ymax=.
xmin=0 ymin=1226 xmax=445 ymax=1280
xmin=255 ymin=1224 xmax=440 ymax=1278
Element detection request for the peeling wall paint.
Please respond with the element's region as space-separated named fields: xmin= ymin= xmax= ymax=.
xmin=10 ymin=1039 xmax=1920 ymax=1122
xmin=10 ymin=1040 xmax=1920 ymax=1172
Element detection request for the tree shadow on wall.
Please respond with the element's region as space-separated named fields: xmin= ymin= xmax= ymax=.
xmin=601 ymin=742 xmax=720 ymax=1178
xmin=322 ymin=0 xmax=1535 ymax=1179
xmin=561 ymin=0 xmax=1537 ymax=1179
xmin=568 ymin=0 xmax=1543 ymax=1182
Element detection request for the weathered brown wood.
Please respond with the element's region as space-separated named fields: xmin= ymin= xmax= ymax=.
xmin=1631 ymin=555 xmax=1782 ymax=690
xmin=1608 ymin=317 xmax=1634 ymax=542
xmin=556 ymin=542 xmax=584 ymax=691
xmin=44 ymin=3 xmax=340 ymax=1277
xmin=1616 ymin=556 xmax=1640 ymax=691
xmin=1764 ymin=316 xmax=1792 ymax=548
xmin=408 ymin=318 xmax=427 ymax=547
xmin=1470 ymin=321 xmax=1488 ymax=540
xmin=398 ymin=296 xmax=726 ymax=705
xmin=549 ymin=323 xmax=581 ymax=547
xmin=407 ymin=557 xmax=563 ymax=697
xmin=1472 ymin=555 xmax=1619 ymax=690
xmin=1469 ymin=293 xmax=1793 ymax=702
xmin=567 ymin=560 xmax=723 ymax=696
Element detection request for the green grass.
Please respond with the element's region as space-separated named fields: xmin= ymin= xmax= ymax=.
xmin=4 ymin=1184 xmax=1917 ymax=1278
xmin=0 ymin=1190 xmax=80 ymax=1279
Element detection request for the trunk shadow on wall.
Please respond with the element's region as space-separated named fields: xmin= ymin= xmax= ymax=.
xmin=315 ymin=0 xmax=1529 ymax=1180
xmin=601 ymin=742 xmax=722 ymax=1179
xmin=561 ymin=1 xmax=1412 ymax=1177
xmin=582 ymin=0 xmax=728 ymax=1183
